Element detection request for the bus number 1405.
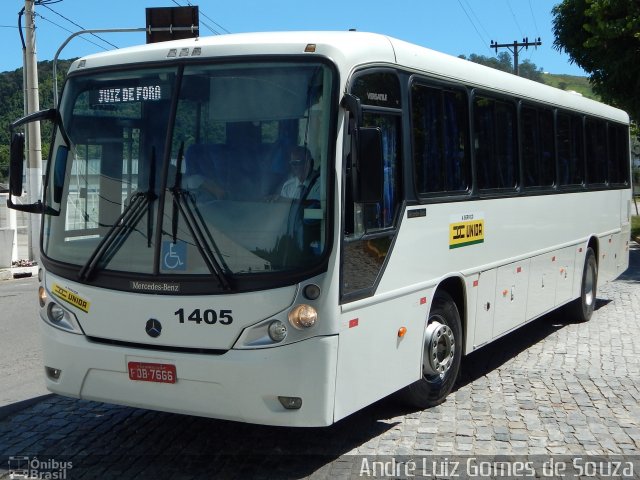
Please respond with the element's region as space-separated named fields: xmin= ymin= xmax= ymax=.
xmin=174 ymin=308 xmax=233 ymax=325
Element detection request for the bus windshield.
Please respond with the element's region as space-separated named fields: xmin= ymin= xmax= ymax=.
xmin=43 ymin=61 xmax=334 ymax=283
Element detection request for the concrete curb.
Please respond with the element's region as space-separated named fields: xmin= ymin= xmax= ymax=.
xmin=0 ymin=265 xmax=38 ymax=281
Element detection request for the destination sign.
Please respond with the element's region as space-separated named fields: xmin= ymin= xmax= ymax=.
xmin=90 ymin=84 xmax=168 ymax=106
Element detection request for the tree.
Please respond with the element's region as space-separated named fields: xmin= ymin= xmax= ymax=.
xmin=458 ymin=52 xmax=545 ymax=83
xmin=516 ymin=59 xmax=545 ymax=83
xmin=0 ymin=59 xmax=73 ymax=182
xmin=552 ymin=0 xmax=640 ymax=122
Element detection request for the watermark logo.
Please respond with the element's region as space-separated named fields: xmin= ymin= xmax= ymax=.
xmin=8 ymin=457 xmax=28 ymax=479
xmin=8 ymin=457 xmax=72 ymax=479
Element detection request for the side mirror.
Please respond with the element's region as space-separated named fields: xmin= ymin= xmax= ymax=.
xmin=9 ymin=132 xmax=25 ymax=197
xmin=354 ymin=127 xmax=384 ymax=204
xmin=341 ymin=94 xmax=384 ymax=204
xmin=7 ymin=108 xmax=58 ymax=214
xmin=53 ymin=146 xmax=69 ymax=203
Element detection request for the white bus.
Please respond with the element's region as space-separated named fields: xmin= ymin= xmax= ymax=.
xmin=8 ymin=31 xmax=631 ymax=427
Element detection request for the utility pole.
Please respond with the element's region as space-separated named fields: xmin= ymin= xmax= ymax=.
xmin=490 ymin=37 xmax=541 ymax=76
xmin=24 ymin=0 xmax=42 ymax=262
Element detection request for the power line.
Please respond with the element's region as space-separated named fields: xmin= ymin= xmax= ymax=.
xmin=528 ymin=0 xmax=541 ymax=37
xmin=171 ymin=0 xmax=230 ymax=36
xmin=505 ymin=0 xmax=524 ymax=37
xmin=35 ymin=12 xmax=109 ymax=51
xmin=462 ymin=0 xmax=491 ymax=42
xmin=41 ymin=3 xmax=119 ymax=49
xmin=456 ymin=0 xmax=490 ymax=49
xmin=185 ymin=0 xmax=231 ymax=34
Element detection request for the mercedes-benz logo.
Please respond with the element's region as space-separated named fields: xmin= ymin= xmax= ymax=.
xmin=145 ymin=318 xmax=162 ymax=338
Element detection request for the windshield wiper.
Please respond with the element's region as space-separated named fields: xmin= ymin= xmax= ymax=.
xmin=170 ymin=143 xmax=232 ymax=291
xmin=78 ymin=149 xmax=158 ymax=281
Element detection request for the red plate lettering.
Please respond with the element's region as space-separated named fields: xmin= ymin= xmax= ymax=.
xmin=128 ymin=362 xmax=177 ymax=384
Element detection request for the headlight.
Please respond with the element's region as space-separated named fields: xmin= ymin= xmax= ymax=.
xmin=268 ymin=320 xmax=288 ymax=342
xmin=234 ymin=304 xmax=320 ymax=349
xmin=48 ymin=303 xmax=65 ymax=323
xmin=42 ymin=300 xmax=83 ymax=335
xmin=288 ymin=304 xmax=317 ymax=329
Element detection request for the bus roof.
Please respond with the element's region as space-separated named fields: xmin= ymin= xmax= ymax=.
xmin=68 ymin=30 xmax=628 ymax=124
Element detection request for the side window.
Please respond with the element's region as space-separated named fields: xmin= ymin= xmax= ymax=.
xmin=411 ymin=82 xmax=470 ymax=195
xmin=558 ymin=113 xmax=584 ymax=186
xmin=608 ymin=123 xmax=630 ymax=185
xmin=362 ymin=113 xmax=402 ymax=231
xmin=522 ymin=105 xmax=555 ymax=188
xmin=585 ymin=117 xmax=608 ymax=184
xmin=474 ymin=95 xmax=518 ymax=191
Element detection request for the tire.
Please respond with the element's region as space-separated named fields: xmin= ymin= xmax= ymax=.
xmin=399 ymin=291 xmax=462 ymax=409
xmin=569 ymin=247 xmax=598 ymax=322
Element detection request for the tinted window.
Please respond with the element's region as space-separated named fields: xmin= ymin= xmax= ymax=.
xmin=557 ymin=113 xmax=584 ymax=186
xmin=608 ymin=123 xmax=630 ymax=185
xmin=351 ymin=72 xmax=402 ymax=109
xmin=362 ymin=113 xmax=402 ymax=230
xmin=522 ymin=105 xmax=555 ymax=188
xmin=585 ymin=118 xmax=607 ymax=184
xmin=474 ymin=95 xmax=518 ymax=190
xmin=411 ymin=82 xmax=470 ymax=195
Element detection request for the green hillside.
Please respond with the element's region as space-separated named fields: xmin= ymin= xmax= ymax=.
xmin=541 ymin=73 xmax=599 ymax=101
xmin=0 ymin=59 xmax=74 ymax=182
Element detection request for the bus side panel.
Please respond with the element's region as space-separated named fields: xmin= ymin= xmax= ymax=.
xmin=554 ymin=246 xmax=576 ymax=306
xmin=473 ymin=269 xmax=496 ymax=349
xmin=333 ymin=292 xmax=431 ymax=421
xmin=599 ymin=232 xmax=622 ymax=284
xmin=526 ymin=252 xmax=559 ymax=320
xmin=491 ymin=260 xmax=530 ymax=339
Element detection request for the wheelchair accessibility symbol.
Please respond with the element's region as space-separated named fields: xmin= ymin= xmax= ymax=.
xmin=162 ymin=241 xmax=187 ymax=271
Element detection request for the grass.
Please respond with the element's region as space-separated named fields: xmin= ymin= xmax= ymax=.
xmin=632 ymin=214 xmax=640 ymax=241
xmin=541 ymin=73 xmax=599 ymax=101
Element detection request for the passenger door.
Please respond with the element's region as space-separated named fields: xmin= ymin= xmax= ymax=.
xmin=341 ymin=71 xmax=403 ymax=302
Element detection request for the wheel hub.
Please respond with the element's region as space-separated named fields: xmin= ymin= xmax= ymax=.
xmin=423 ymin=320 xmax=455 ymax=377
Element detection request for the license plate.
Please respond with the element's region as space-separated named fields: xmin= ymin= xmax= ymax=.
xmin=128 ymin=362 xmax=177 ymax=384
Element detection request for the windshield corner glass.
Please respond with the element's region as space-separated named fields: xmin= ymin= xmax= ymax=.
xmin=43 ymin=61 xmax=335 ymax=286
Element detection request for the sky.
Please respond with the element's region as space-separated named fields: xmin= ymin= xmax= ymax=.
xmin=0 ymin=0 xmax=587 ymax=76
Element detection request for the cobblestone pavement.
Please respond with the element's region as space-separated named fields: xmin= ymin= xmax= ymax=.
xmin=0 ymin=246 xmax=639 ymax=479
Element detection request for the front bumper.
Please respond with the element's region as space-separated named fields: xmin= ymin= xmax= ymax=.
xmin=40 ymin=323 xmax=339 ymax=427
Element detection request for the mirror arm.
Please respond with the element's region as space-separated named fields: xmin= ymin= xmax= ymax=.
xmin=7 ymin=197 xmax=43 ymax=213
xmin=10 ymin=108 xmax=56 ymax=132
xmin=6 ymin=198 xmax=59 ymax=215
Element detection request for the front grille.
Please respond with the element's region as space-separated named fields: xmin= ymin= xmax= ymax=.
xmin=86 ymin=336 xmax=228 ymax=355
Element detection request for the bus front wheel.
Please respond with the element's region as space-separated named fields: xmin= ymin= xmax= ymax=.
xmin=400 ymin=291 xmax=462 ymax=409
xmin=570 ymin=247 xmax=598 ymax=322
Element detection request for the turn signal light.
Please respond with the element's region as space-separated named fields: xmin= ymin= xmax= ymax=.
xmin=38 ymin=286 xmax=47 ymax=308
xmin=288 ymin=304 xmax=317 ymax=329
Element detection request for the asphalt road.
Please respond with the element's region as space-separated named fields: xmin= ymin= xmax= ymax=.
xmin=0 ymin=276 xmax=48 ymax=407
